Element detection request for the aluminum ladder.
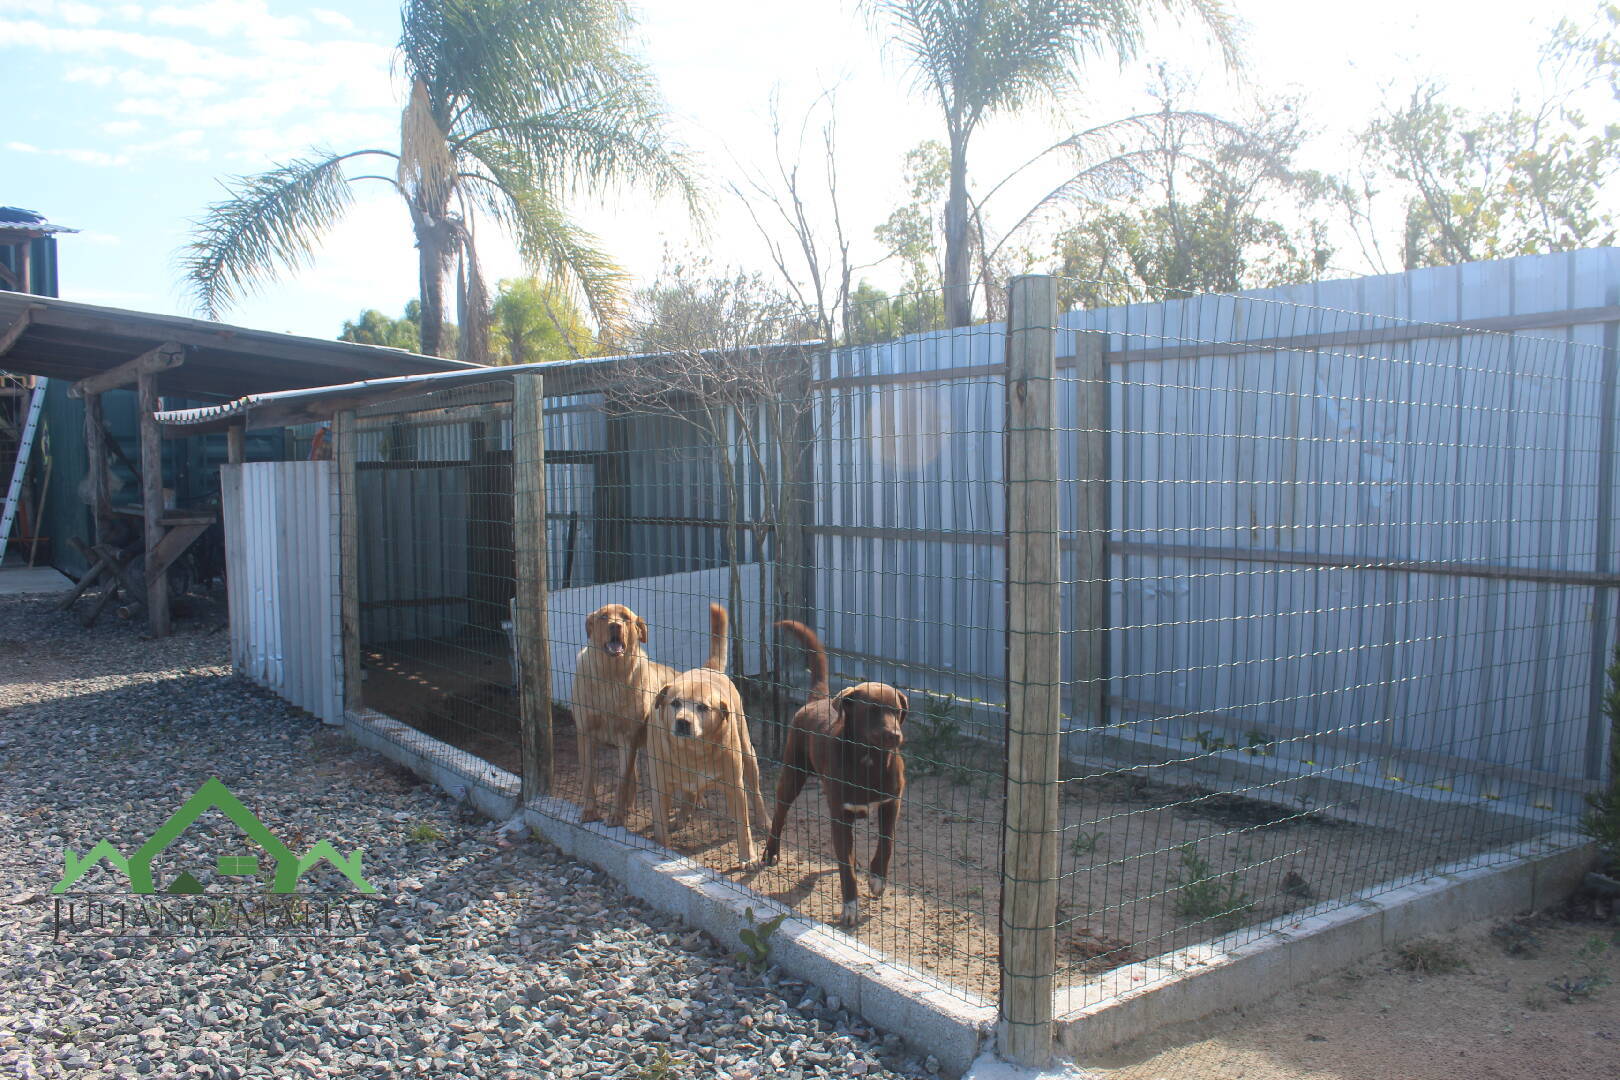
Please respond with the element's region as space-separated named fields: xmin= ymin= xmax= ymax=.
xmin=0 ymin=377 xmax=46 ymax=564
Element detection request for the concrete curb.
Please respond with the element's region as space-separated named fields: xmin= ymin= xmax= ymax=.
xmin=1054 ymin=832 xmax=1595 ymax=1059
xmin=346 ymin=710 xmax=995 ymax=1076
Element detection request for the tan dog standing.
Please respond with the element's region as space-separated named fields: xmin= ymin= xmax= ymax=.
xmin=573 ymin=603 xmax=676 ymax=827
xmin=647 ymin=603 xmax=769 ymax=867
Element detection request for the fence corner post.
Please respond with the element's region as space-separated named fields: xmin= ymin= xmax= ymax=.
xmin=1000 ymin=273 xmax=1062 ymax=1067
xmin=513 ymin=371 xmax=554 ymax=804
xmin=335 ymin=409 xmax=362 ymax=717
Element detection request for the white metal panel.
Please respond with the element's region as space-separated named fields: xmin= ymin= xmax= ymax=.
xmin=223 ymin=460 xmax=343 ymax=724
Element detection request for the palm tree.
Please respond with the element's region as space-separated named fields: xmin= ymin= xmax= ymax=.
xmin=183 ymin=0 xmax=701 ymax=360
xmin=865 ymin=0 xmax=1241 ymax=327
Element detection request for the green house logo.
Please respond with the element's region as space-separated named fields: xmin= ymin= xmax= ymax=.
xmin=53 ymin=778 xmax=375 ymax=895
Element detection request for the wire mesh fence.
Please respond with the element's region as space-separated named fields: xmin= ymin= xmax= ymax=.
xmin=327 ymin=265 xmax=1616 ymax=1054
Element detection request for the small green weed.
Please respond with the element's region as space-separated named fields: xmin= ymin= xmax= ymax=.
xmin=1169 ymin=845 xmax=1251 ymax=922
xmin=1547 ymin=931 xmax=1619 ymax=1002
xmin=736 ymin=906 xmax=789 ymax=974
xmin=1068 ymin=831 xmax=1103 ymax=857
xmin=407 ymin=821 xmax=445 ymax=843
xmin=637 ymin=1048 xmax=678 ymax=1079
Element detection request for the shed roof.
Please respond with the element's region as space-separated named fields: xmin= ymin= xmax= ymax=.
xmin=0 ymin=292 xmax=475 ymax=400
xmin=0 ymin=207 xmax=77 ymax=236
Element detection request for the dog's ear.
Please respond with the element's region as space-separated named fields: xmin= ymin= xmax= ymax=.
xmin=635 ymin=615 xmax=648 ymax=643
xmin=584 ymin=610 xmax=598 ymax=643
xmin=654 ymin=684 xmax=670 ymax=711
xmin=895 ymin=690 xmax=910 ymax=724
xmin=831 ymin=685 xmax=857 ymax=720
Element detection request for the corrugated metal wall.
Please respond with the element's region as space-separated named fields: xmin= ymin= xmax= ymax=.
xmin=221 ymin=461 xmax=342 ymax=723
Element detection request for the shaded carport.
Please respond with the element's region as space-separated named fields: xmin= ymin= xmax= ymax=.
xmin=0 ymin=292 xmax=475 ymax=635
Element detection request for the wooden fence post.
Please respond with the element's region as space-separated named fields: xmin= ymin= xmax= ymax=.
xmin=335 ymin=410 xmax=363 ymax=716
xmin=513 ymin=372 xmax=554 ymax=803
xmin=1000 ymin=274 xmax=1062 ymax=1068
xmin=137 ymin=371 xmax=169 ymax=637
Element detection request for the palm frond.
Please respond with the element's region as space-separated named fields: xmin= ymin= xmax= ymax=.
xmin=455 ymin=81 xmax=705 ymax=219
xmin=400 ymin=78 xmax=456 ymax=212
xmin=181 ymin=150 xmax=364 ymax=318
xmin=463 ymin=160 xmax=631 ymax=335
xmin=865 ymin=0 xmax=1243 ymax=134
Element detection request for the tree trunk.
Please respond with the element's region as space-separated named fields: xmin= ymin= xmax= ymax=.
xmin=412 ymin=210 xmax=454 ymax=358
xmin=944 ymin=130 xmax=974 ymax=329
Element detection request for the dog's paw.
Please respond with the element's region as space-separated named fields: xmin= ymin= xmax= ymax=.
xmin=760 ymin=845 xmax=780 ymax=868
xmin=579 ymin=807 xmax=602 ymax=825
xmin=839 ymin=900 xmax=861 ymax=927
xmin=602 ymin=813 xmax=624 ymax=829
xmin=868 ymin=873 xmax=886 ymax=898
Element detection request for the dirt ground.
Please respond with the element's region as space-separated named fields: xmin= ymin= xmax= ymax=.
xmin=363 ymin=637 xmax=1534 ymax=1003
xmin=1085 ymin=906 xmax=1620 ymax=1080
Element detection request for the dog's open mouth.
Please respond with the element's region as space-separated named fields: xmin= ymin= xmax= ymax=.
xmin=605 ymin=640 xmax=625 ymax=657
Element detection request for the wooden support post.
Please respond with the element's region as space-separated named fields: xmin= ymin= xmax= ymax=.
xmin=1000 ymin=274 xmax=1061 ymax=1069
xmin=513 ymin=373 xmax=554 ymax=803
xmin=83 ymin=393 xmax=110 ymax=546
xmin=335 ymin=410 xmax=363 ymax=715
xmin=1071 ymin=332 xmax=1107 ymax=732
xmin=226 ymin=422 xmax=246 ymax=466
xmin=137 ymin=372 xmax=169 ymax=636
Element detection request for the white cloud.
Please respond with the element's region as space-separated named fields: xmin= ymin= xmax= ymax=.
xmin=75 ymin=230 xmax=122 ymax=246
xmin=146 ymin=0 xmax=305 ymax=40
xmin=102 ymin=119 xmax=143 ymax=135
xmin=309 ymin=8 xmax=354 ymax=32
xmin=6 ymin=140 xmax=129 ymax=166
xmin=5 ymin=140 xmax=40 ymax=153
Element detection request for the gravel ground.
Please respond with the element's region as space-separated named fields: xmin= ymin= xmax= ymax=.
xmin=0 ymin=595 xmax=934 ymax=1079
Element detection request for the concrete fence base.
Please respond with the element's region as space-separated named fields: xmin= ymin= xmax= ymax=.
xmin=341 ymin=708 xmax=1594 ymax=1076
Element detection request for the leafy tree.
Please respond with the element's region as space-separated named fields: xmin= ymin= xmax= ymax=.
xmin=873 ymin=141 xmax=949 ymax=297
xmin=1355 ymin=10 xmax=1620 ymax=269
xmin=863 ymin=0 xmax=1239 ymax=327
xmin=339 ymin=307 xmax=421 ymax=351
xmin=1051 ymin=93 xmax=1338 ymax=306
xmin=338 ymin=299 xmax=459 ymax=354
xmin=844 ymin=280 xmax=944 ymax=345
xmin=489 ymin=277 xmax=596 ymax=364
xmin=184 ymin=0 xmax=701 ymax=360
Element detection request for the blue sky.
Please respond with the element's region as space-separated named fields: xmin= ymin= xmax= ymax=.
xmin=1 ymin=0 xmax=1606 ymax=342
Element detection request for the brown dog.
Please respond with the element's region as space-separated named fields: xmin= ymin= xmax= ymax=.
xmin=764 ymin=620 xmax=908 ymax=927
xmin=572 ymin=604 xmax=677 ymax=827
xmin=647 ymin=603 xmax=768 ymax=867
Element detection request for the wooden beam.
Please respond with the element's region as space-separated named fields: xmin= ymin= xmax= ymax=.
xmin=1000 ymin=274 xmax=1061 ymax=1069
xmin=138 ymin=371 xmax=170 ymax=637
xmin=512 ymin=371 xmax=554 ymax=803
xmin=83 ymin=393 xmax=111 ymax=545
xmin=69 ymin=342 xmax=185 ymax=399
xmin=0 ymin=304 xmax=38 ymax=356
xmin=226 ymin=422 xmax=245 ymax=465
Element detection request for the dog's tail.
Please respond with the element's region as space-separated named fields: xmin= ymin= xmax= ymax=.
xmin=704 ymin=602 xmax=729 ymax=672
xmin=774 ymin=619 xmax=830 ymax=701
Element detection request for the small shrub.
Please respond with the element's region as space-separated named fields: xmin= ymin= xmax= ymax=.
xmin=1169 ymin=844 xmax=1251 ymax=922
xmin=407 ymin=821 xmax=445 ymax=843
xmin=1580 ymin=647 xmax=1620 ymax=853
xmin=1068 ymin=831 xmax=1103 ymax=857
xmin=1396 ymin=938 xmax=1468 ymax=975
xmin=907 ymin=693 xmax=970 ymax=780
